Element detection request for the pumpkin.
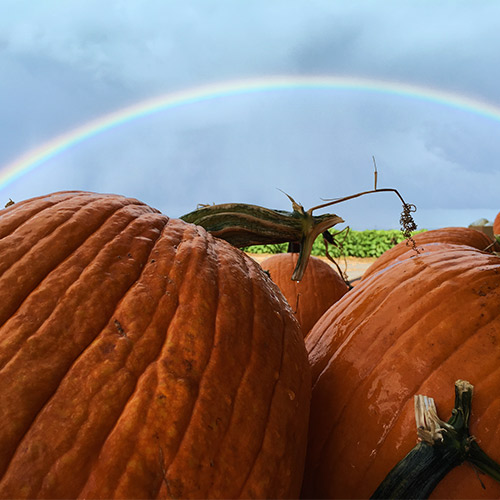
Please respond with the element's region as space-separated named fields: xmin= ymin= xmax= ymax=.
xmin=260 ymin=253 xmax=349 ymax=336
xmin=494 ymin=212 xmax=500 ymax=237
xmin=363 ymin=226 xmax=499 ymax=280
xmin=0 ymin=191 xmax=311 ymax=499
xmin=302 ymin=244 xmax=500 ymax=499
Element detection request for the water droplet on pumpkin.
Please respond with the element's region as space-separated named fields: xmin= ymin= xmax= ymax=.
xmin=287 ymin=389 xmax=296 ymax=400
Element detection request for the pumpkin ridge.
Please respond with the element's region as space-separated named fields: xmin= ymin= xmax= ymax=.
xmin=76 ymin=227 xmax=192 ymax=498
xmin=196 ymin=243 xmax=265 ymax=498
xmin=0 ymin=198 xmax=146 ymax=326
xmin=0 ymin=192 xmax=100 ymax=239
xmin=0 ymin=217 xmax=181 ymax=498
xmin=0 ymin=193 xmax=132 ymax=273
xmin=246 ymin=294 xmax=311 ymax=498
xmin=154 ymin=229 xmax=222 ymax=482
xmin=204 ymin=248 xmax=263 ymax=498
xmin=0 ymin=213 xmax=167 ymax=484
xmin=0 ymin=206 xmax=162 ymax=372
xmin=164 ymin=237 xmax=293 ymax=499
xmin=236 ymin=268 xmax=283 ymax=496
xmin=0 ymin=194 xmax=76 ymax=240
xmin=0 ymin=194 xmax=97 ymax=278
xmin=80 ymin=368 xmax=163 ymax=498
xmin=40 ymin=366 xmax=162 ymax=498
xmin=203 ymin=246 xmax=253 ymax=478
xmin=209 ymin=247 xmax=306 ymax=499
xmin=0 ymin=208 xmax=165 ymax=366
xmin=235 ymin=268 xmax=288 ymax=499
xmin=83 ymin=225 xmax=231 ymax=499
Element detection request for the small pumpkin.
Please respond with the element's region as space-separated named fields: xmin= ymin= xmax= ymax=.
xmin=303 ymin=244 xmax=500 ymax=499
xmin=0 ymin=191 xmax=311 ymax=499
xmin=363 ymin=226 xmax=499 ymax=280
xmin=260 ymin=252 xmax=349 ymax=336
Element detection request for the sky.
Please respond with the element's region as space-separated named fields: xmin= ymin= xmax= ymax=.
xmin=1 ymin=1 xmax=500 ymax=230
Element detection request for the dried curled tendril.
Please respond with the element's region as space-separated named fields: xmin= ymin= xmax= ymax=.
xmin=400 ymin=202 xmax=419 ymax=252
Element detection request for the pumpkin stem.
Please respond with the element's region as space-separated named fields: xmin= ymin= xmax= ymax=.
xmin=180 ymin=199 xmax=343 ymax=281
xmin=371 ymin=380 xmax=500 ymax=499
xmin=180 ymin=185 xmax=416 ymax=281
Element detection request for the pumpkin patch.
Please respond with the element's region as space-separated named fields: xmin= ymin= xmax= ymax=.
xmin=0 ymin=191 xmax=311 ymax=499
xmin=3 ymin=189 xmax=499 ymax=499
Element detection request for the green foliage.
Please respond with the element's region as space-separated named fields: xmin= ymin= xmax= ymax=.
xmin=243 ymin=243 xmax=289 ymax=254
xmin=243 ymin=229 xmax=427 ymax=258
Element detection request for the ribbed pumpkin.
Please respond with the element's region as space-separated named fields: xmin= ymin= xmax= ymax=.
xmin=0 ymin=191 xmax=311 ymax=499
xmin=303 ymin=244 xmax=500 ymax=499
xmin=260 ymin=253 xmax=349 ymax=336
xmin=363 ymin=226 xmax=499 ymax=280
xmin=494 ymin=212 xmax=500 ymax=237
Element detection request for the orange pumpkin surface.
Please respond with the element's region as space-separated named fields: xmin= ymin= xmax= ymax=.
xmin=363 ymin=226 xmax=498 ymax=280
xmin=303 ymin=245 xmax=500 ymax=499
xmin=494 ymin=212 xmax=500 ymax=236
xmin=260 ymin=253 xmax=349 ymax=336
xmin=0 ymin=191 xmax=311 ymax=499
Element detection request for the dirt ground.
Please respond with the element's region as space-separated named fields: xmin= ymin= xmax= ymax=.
xmin=246 ymin=253 xmax=377 ymax=282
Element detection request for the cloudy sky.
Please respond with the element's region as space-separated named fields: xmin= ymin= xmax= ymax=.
xmin=1 ymin=1 xmax=500 ymax=230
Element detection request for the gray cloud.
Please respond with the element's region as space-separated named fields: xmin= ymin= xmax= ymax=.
xmin=1 ymin=0 xmax=500 ymax=229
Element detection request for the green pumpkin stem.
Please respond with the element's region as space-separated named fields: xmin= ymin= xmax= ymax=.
xmin=180 ymin=196 xmax=343 ymax=281
xmin=468 ymin=441 xmax=500 ymax=484
xmin=180 ymin=186 xmax=416 ymax=281
xmin=371 ymin=380 xmax=500 ymax=499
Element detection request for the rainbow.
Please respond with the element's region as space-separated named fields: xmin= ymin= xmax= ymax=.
xmin=2 ymin=75 xmax=500 ymax=191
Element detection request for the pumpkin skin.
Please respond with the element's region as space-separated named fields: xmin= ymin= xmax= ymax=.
xmin=363 ymin=226 xmax=499 ymax=280
xmin=303 ymin=244 xmax=500 ymax=499
xmin=0 ymin=191 xmax=311 ymax=499
xmin=260 ymin=253 xmax=349 ymax=336
xmin=494 ymin=212 xmax=500 ymax=237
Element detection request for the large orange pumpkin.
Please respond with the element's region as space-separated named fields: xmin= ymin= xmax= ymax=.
xmin=303 ymin=244 xmax=500 ymax=499
xmin=260 ymin=253 xmax=349 ymax=336
xmin=363 ymin=226 xmax=499 ymax=280
xmin=0 ymin=191 xmax=311 ymax=499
